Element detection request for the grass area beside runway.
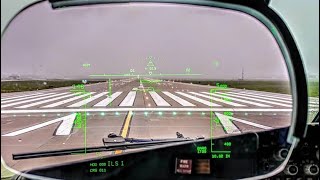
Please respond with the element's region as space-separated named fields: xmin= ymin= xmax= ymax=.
xmin=307 ymin=81 xmax=319 ymax=98
xmin=1 ymin=80 xmax=106 ymax=93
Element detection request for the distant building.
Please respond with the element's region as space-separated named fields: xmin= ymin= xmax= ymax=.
xmin=8 ymin=75 xmax=20 ymax=80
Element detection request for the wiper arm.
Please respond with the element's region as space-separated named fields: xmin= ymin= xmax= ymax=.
xmin=13 ymin=132 xmax=204 ymax=160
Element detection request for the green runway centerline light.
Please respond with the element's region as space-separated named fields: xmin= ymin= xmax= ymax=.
xmin=172 ymin=112 xmax=177 ymax=116
xmin=158 ymin=112 xmax=163 ymax=116
xmin=144 ymin=112 xmax=148 ymax=116
xmin=201 ymin=112 xmax=206 ymax=116
xmin=187 ymin=112 xmax=192 ymax=115
xmin=100 ymin=112 xmax=105 ymax=116
xmin=115 ymin=112 xmax=120 ymax=116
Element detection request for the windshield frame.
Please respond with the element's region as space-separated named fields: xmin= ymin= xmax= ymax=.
xmin=1 ymin=0 xmax=308 ymax=179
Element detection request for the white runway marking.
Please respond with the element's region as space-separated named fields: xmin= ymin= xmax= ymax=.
xmin=68 ymin=92 xmax=108 ymax=107
xmin=235 ymin=89 xmax=292 ymax=98
xmin=189 ymin=92 xmax=246 ymax=107
xmin=149 ymin=92 xmax=171 ymax=106
xmin=55 ymin=114 xmax=77 ymax=136
xmin=1 ymin=93 xmax=68 ymax=108
xmin=1 ymin=93 xmax=54 ymax=104
xmin=1 ymin=93 xmax=43 ymax=101
xmin=215 ymin=113 xmax=241 ymax=134
xmin=176 ymin=92 xmax=221 ymax=107
xmin=163 ymin=91 xmax=195 ymax=106
xmin=43 ymin=92 xmax=95 ymax=108
xmin=201 ymin=92 xmax=271 ymax=107
xmin=119 ymin=91 xmax=136 ymax=106
xmin=2 ymin=113 xmax=77 ymax=136
xmin=94 ymin=92 xmax=122 ymax=107
xmin=239 ymin=91 xmax=292 ymax=100
xmin=215 ymin=92 xmax=292 ymax=107
xmin=16 ymin=92 xmax=82 ymax=108
xmin=226 ymin=91 xmax=292 ymax=104
xmin=226 ymin=115 xmax=272 ymax=129
xmin=0 ymin=108 xmax=298 ymax=114
xmin=239 ymin=91 xmax=319 ymax=105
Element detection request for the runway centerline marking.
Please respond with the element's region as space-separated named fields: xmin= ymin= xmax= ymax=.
xmin=115 ymin=111 xmax=133 ymax=154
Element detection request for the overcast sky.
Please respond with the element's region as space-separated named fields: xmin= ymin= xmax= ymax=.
xmin=1 ymin=1 xmax=314 ymax=80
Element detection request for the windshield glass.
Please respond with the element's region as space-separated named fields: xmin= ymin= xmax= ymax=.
xmin=1 ymin=1 xmax=316 ymax=175
xmin=270 ymin=0 xmax=319 ymax=122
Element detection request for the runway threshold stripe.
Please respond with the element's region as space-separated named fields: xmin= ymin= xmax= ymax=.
xmin=176 ymin=92 xmax=221 ymax=107
xmin=1 ymin=93 xmax=44 ymax=102
xmin=149 ymin=92 xmax=171 ymax=106
xmin=201 ymin=92 xmax=271 ymax=107
xmin=239 ymin=91 xmax=292 ymax=101
xmin=215 ymin=113 xmax=241 ymax=134
xmin=43 ymin=92 xmax=95 ymax=108
xmin=1 ymin=93 xmax=69 ymax=108
xmin=1 ymin=93 xmax=55 ymax=104
xmin=236 ymin=90 xmax=292 ymax=98
xmin=189 ymin=92 xmax=246 ymax=107
xmin=119 ymin=91 xmax=136 ymax=106
xmin=226 ymin=92 xmax=292 ymax=104
xmin=1 ymin=108 xmax=296 ymax=114
xmin=94 ymin=92 xmax=122 ymax=107
xmin=163 ymin=91 xmax=195 ymax=106
xmin=16 ymin=92 xmax=82 ymax=108
xmin=240 ymin=91 xmax=319 ymax=105
xmin=216 ymin=92 xmax=292 ymax=107
xmin=115 ymin=111 xmax=133 ymax=154
xmin=68 ymin=92 xmax=108 ymax=107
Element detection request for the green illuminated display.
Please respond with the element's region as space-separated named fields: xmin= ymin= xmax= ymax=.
xmin=70 ymin=84 xmax=91 ymax=154
xmin=210 ymin=85 xmax=233 ymax=159
xmin=89 ymin=161 xmax=125 ymax=173
xmin=197 ymin=146 xmax=207 ymax=154
xmin=82 ymin=63 xmax=91 ymax=67
xmin=89 ymin=56 xmax=202 ymax=78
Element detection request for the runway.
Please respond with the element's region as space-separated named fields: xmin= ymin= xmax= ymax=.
xmin=1 ymin=79 xmax=319 ymax=171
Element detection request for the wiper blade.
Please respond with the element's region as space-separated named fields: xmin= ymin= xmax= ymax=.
xmin=13 ymin=132 xmax=204 ymax=160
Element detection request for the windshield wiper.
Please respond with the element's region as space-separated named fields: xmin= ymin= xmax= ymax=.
xmin=12 ymin=132 xmax=204 ymax=160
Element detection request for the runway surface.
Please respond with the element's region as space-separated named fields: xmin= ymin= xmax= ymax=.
xmin=1 ymin=79 xmax=319 ymax=171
